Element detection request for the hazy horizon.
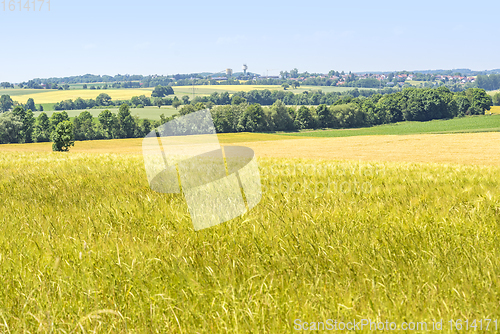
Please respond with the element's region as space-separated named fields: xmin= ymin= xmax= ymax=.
xmin=1 ymin=0 xmax=499 ymax=82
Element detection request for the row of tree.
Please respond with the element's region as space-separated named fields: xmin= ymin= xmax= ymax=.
xmin=0 ymin=104 xmax=159 ymax=145
xmin=0 ymin=87 xmax=493 ymax=145
xmin=207 ymin=87 xmax=492 ymax=133
xmin=52 ymin=86 xmax=174 ymax=111
xmin=476 ymin=74 xmax=500 ymax=91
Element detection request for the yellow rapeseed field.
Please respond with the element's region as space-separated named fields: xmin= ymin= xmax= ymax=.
xmin=12 ymin=88 xmax=153 ymax=104
xmin=488 ymin=106 xmax=500 ymax=114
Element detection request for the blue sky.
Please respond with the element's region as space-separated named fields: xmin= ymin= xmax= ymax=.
xmin=1 ymin=0 xmax=499 ymax=82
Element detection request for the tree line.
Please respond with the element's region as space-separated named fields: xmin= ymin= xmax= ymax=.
xmin=476 ymin=74 xmax=500 ymax=91
xmin=208 ymin=87 xmax=492 ymax=133
xmin=0 ymin=87 xmax=493 ymax=145
xmin=0 ymin=104 xmax=159 ymax=144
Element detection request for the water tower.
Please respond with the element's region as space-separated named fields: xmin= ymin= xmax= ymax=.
xmin=243 ymin=64 xmax=248 ymax=76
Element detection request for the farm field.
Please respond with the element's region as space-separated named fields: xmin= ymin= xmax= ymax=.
xmin=2 ymin=131 xmax=500 ymax=166
xmin=33 ymin=106 xmax=179 ymax=120
xmin=6 ymin=85 xmax=360 ymax=106
xmin=285 ymin=114 xmax=500 ymax=138
xmin=0 ymin=88 xmax=51 ymax=97
xmin=9 ymin=88 xmax=155 ymax=104
xmin=489 ymin=105 xmax=500 ymax=114
xmin=1 ymin=144 xmax=500 ymax=331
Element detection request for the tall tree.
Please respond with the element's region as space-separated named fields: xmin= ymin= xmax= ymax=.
xmin=294 ymin=106 xmax=314 ymax=129
xmin=117 ymin=104 xmax=136 ymax=138
xmin=50 ymin=111 xmax=70 ymax=132
xmin=25 ymin=98 xmax=36 ymax=111
xmin=12 ymin=106 xmax=35 ymax=143
xmin=0 ymin=112 xmax=22 ymax=143
xmin=98 ymin=109 xmax=117 ymax=139
xmin=96 ymin=93 xmax=112 ymax=106
xmin=51 ymin=121 xmax=75 ymax=152
xmin=270 ymin=100 xmax=294 ymax=131
xmin=32 ymin=112 xmax=51 ymax=142
xmin=0 ymin=95 xmax=14 ymax=112
xmin=316 ymin=104 xmax=333 ymax=128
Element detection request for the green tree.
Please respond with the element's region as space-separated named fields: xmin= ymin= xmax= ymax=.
xmin=181 ymin=95 xmax=190 ymax=105
xmin=237 ymin=103 xmax=267 ymax=132
xmin=493 ymin=92 xmax=500 ymax=106
xmin=281 ymin=83 xmax=290 ymax=90
xmin=172 ymin=100 xmax=182 ymax=109
xmin=25 ymin=98 xmax=36 ymax=111
xmin=151 ymin=85 xmax=174 ymax=97
xmin=12 ymin=106 xmax=35 ymax=143
xmin=96 ymin=93 xmax=112 ymax=106
xmin=50 ymin=111 xmax=70 ymax=132
xmin=98 ymin=109 xmax=117 ymax=139
xmin=332 ymin=103 xmax=366 ymax=128
xmin=454 ymin=95 xmax=470 ymax=117
xmin=211 ymin=104 xmax=245 ymax=133
xmin=74 ymin=97 xmax=87 ymax=110
xmin=117 ymin=104 xmax=136 ymax=138
xmin=179 ymin=104 xmax=196 ymax=116
xmin=73 ymin=111 xmax=96 ymax=140
xmin=294 ymin=106 xmax=314 ymax=129
xmin=316 ymin=104 xmax=333 ymax=128
xmin=51 ymin=121 xmax=75 ymax=152
xmin=231 ymin=95 xmax=246 ymax=105
xmin=32 ymin=112 xmax=51 ymax=142
xmin=465 ymin=88 xmax=492 ymax=113
xmin=270 ymin=100 xmax=294 ymax=131
xmin=0 ymin=95 xmax=14 ymax=112
xmin=0 ymin=112 xmax=22 ymax=144
xmin=140 ymin=119 xmax=152 ymax=137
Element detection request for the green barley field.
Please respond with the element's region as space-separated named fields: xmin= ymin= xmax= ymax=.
xmin=1 ymin=149 xmax=499 ymax=332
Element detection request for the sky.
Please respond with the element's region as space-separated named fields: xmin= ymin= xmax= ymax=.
xmin=1 ymin=0 xmax=499 ymax=82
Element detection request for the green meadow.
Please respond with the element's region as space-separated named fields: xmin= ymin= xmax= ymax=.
xmin=283 ymin=114 xmax=500 ymax=138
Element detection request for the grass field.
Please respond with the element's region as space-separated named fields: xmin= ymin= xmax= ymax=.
xmin=33 ymin=106 xmax=179 ymax=120
xmin=285 ymin=114 xmax=500 ymax=138
xmin=0 ymin=88 xmax=52 ymax=97
xmin=1 ymin=147 xmax=500 ymax=332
